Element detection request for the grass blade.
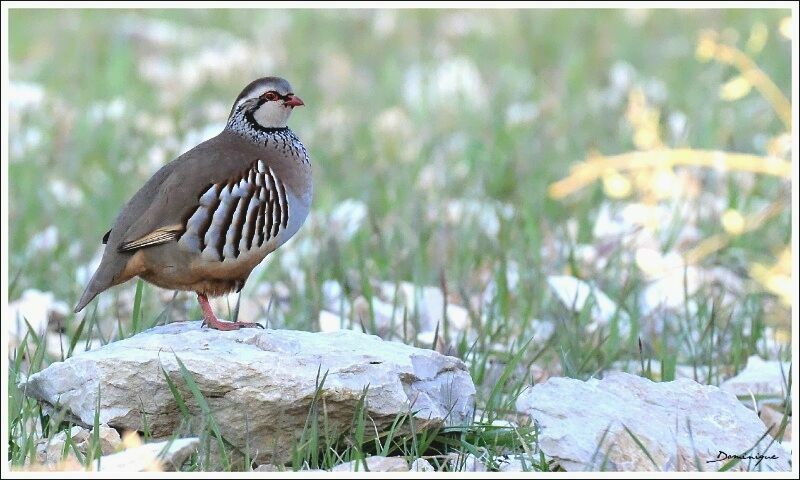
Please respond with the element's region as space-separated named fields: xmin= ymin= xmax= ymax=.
xmin=173 ymin=353 xmax=230 ymax=470
xmin=622 ymin=424 xmax=658 ymax=470
xmin=131 ymin=278 xmax=145 ymax=334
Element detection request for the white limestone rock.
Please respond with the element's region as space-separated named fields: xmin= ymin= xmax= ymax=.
xmin=516 ymin=372 xmax=789 ymax=471
xmin=20 ymin=322 xmax=475 ymax=464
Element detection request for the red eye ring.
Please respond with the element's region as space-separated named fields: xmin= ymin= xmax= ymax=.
xmin=263 ymin=91 xmax=279 ymax=101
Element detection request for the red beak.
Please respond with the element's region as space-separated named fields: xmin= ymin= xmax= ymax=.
xmin=284 ymin=94 xmax=304 ymax=108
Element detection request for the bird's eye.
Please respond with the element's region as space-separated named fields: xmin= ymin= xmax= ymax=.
xmin=263 ymin=91 xmax=279 ymax=101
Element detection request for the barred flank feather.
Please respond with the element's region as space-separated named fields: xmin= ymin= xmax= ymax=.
xmin=178 ymin=160 xmax=290 ymax=260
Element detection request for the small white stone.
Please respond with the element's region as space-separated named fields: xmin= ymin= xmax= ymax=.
xmin=331 ymin=456 xmax=408 ymax=472
xmin=496 ymin=454 xmax=537 ymax=472
xmin=40 ymin=426 xmax=90 ymax=464
xmin=546 ymin=275 xmax=629 ymax=336
xmin=409 ymin=458 xmax=435 ymax=472
xmin=721 ymin=355 xmax=791 ymax=397
xmin=95 ymin=424 xmax=122 ymax=455
xmin=318 ymin=310 xmax=344 ymax=332
xmin=92 ymin=438 xmax=199 ymax=472
xmin=9 ymin=289 xmax=69 ymax=342
xmin=456 ymin=453 xmax=487 ymax=472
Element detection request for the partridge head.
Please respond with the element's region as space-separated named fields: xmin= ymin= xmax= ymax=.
xmin=74 ymin=76 xmax=312 ymax=330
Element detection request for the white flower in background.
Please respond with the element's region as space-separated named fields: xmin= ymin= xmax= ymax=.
xmin=643 ymin=78 xmax=667 ymax=105
xmin=202 ymin=101 xmax=230 ymax=122
xmin=315 ymin=106 xmax=351 ymax=152
xmin=372 ymin=10 xmax=397 ymax=37
xmin=433 ymin=57 xmax=486 ymax=109
xmin=372 ymin=106 xmax=423 ymax=162
xmin=417 ymin=162 xmax=447 ymax=191
xmin=119 ymin=15 xmax=201 ymax=48
xmin=134 ymin=113 xmax=175 ymax=137
xmin=623 ymin=9 xmax=650 ymax=26
xmin=145 ymin=145 xmax=168 ymax=172
xmin=48 ymin=179 xmax=84 ymax=207
xmin=438 ymin=11 xmax=494 ymax=38
xmin=610 ymin=61 xmax=636 ymax=91
xmin=441 ymin=199 xmax=515 ymax=238
xmin=505 ymin=102 xmax=539 ymax=126
xmin=9 ymin=81 xmax=45 ymax=111
xmin=88 ymin=97 xmax=127 ymax=123
xmin=404 ymin=57 xmax=486 ymax=111
xmin=373 ymin=106 xmax=413 ymax=140
xmin=605 ymin=61 xmax=636 ymax=107
xmin=140 ymin=40 xmax=259 ymax=105
xmin=316 ymin=52 xmax=357 ymax=97
xmin=667 ymin=110 xmax=688 ymax=142
xmin=402 ymin=65 xmax=426 ymax=109
xmin=497 ymin=65 xmax=536 ymax=98
xmin=635 ymin=248 xmax=683 ymax=279
xmin=592 ymin=201 xmax=697 ymax=249
xmin=277 ymin=234 xmax=315 ymax=287
xmin=328 ymin=199 xmax=367 ymax=241
xmin=316 ymin=105 xmax=349 ymax=134
xmin=177 ymin=123 xmax=225 ymax=157
xmin=28 ymin=226 xmax=59 ymax=255
xmin=592 ymin=203 xmax=629 ymax=238
xmin=11 ymin=128 xmax=43 ymax=160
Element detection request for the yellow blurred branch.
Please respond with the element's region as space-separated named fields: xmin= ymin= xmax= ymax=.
xmin=684 ymin=197 xmax=786 ymax=264
xmin=548 ymin=149 xmax=791 ymax=200
xmin=701 ymin=37 xmax=792 ymax=130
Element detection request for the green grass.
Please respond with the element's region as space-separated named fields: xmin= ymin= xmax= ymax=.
xmin=7 ymin=8 xmax=792 ymax=472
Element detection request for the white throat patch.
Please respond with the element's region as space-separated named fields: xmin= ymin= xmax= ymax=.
xmin=252 ymin=101 xmax=292 ymax=129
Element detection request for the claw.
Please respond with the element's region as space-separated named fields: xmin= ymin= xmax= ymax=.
xmin=197 ymin=293 xmax=264 ymax=331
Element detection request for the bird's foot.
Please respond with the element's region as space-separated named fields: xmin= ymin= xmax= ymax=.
xmin=197 ymin=292 xmax=264 ymax=331
xmin=201 ymin=316 xmax=264 ymax=331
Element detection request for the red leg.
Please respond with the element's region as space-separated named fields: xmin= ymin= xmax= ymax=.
xmin=197 ymin=293 xmax=263 ymax=330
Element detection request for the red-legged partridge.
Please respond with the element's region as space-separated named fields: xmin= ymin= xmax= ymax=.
xmin=74 ymin=77 xmax=312 ymax=330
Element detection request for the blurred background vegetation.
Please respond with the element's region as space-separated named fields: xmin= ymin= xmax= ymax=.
xmin=7 ymin=8 xmax=793 ymax=470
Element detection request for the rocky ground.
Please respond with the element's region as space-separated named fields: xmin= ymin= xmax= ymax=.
xmin=16 ymin=322 xmax=791 ymax=472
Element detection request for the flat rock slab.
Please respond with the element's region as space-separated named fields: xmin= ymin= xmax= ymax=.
xmin=516 ymin=372 xmax=789 ymax=472
xmin=93 ymin=438 xmax=200 ymax=472
xmin=720 ymin=355 xmax=790 ymax=397
xmin=19 ymin=322 xmax=475 ymax=464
